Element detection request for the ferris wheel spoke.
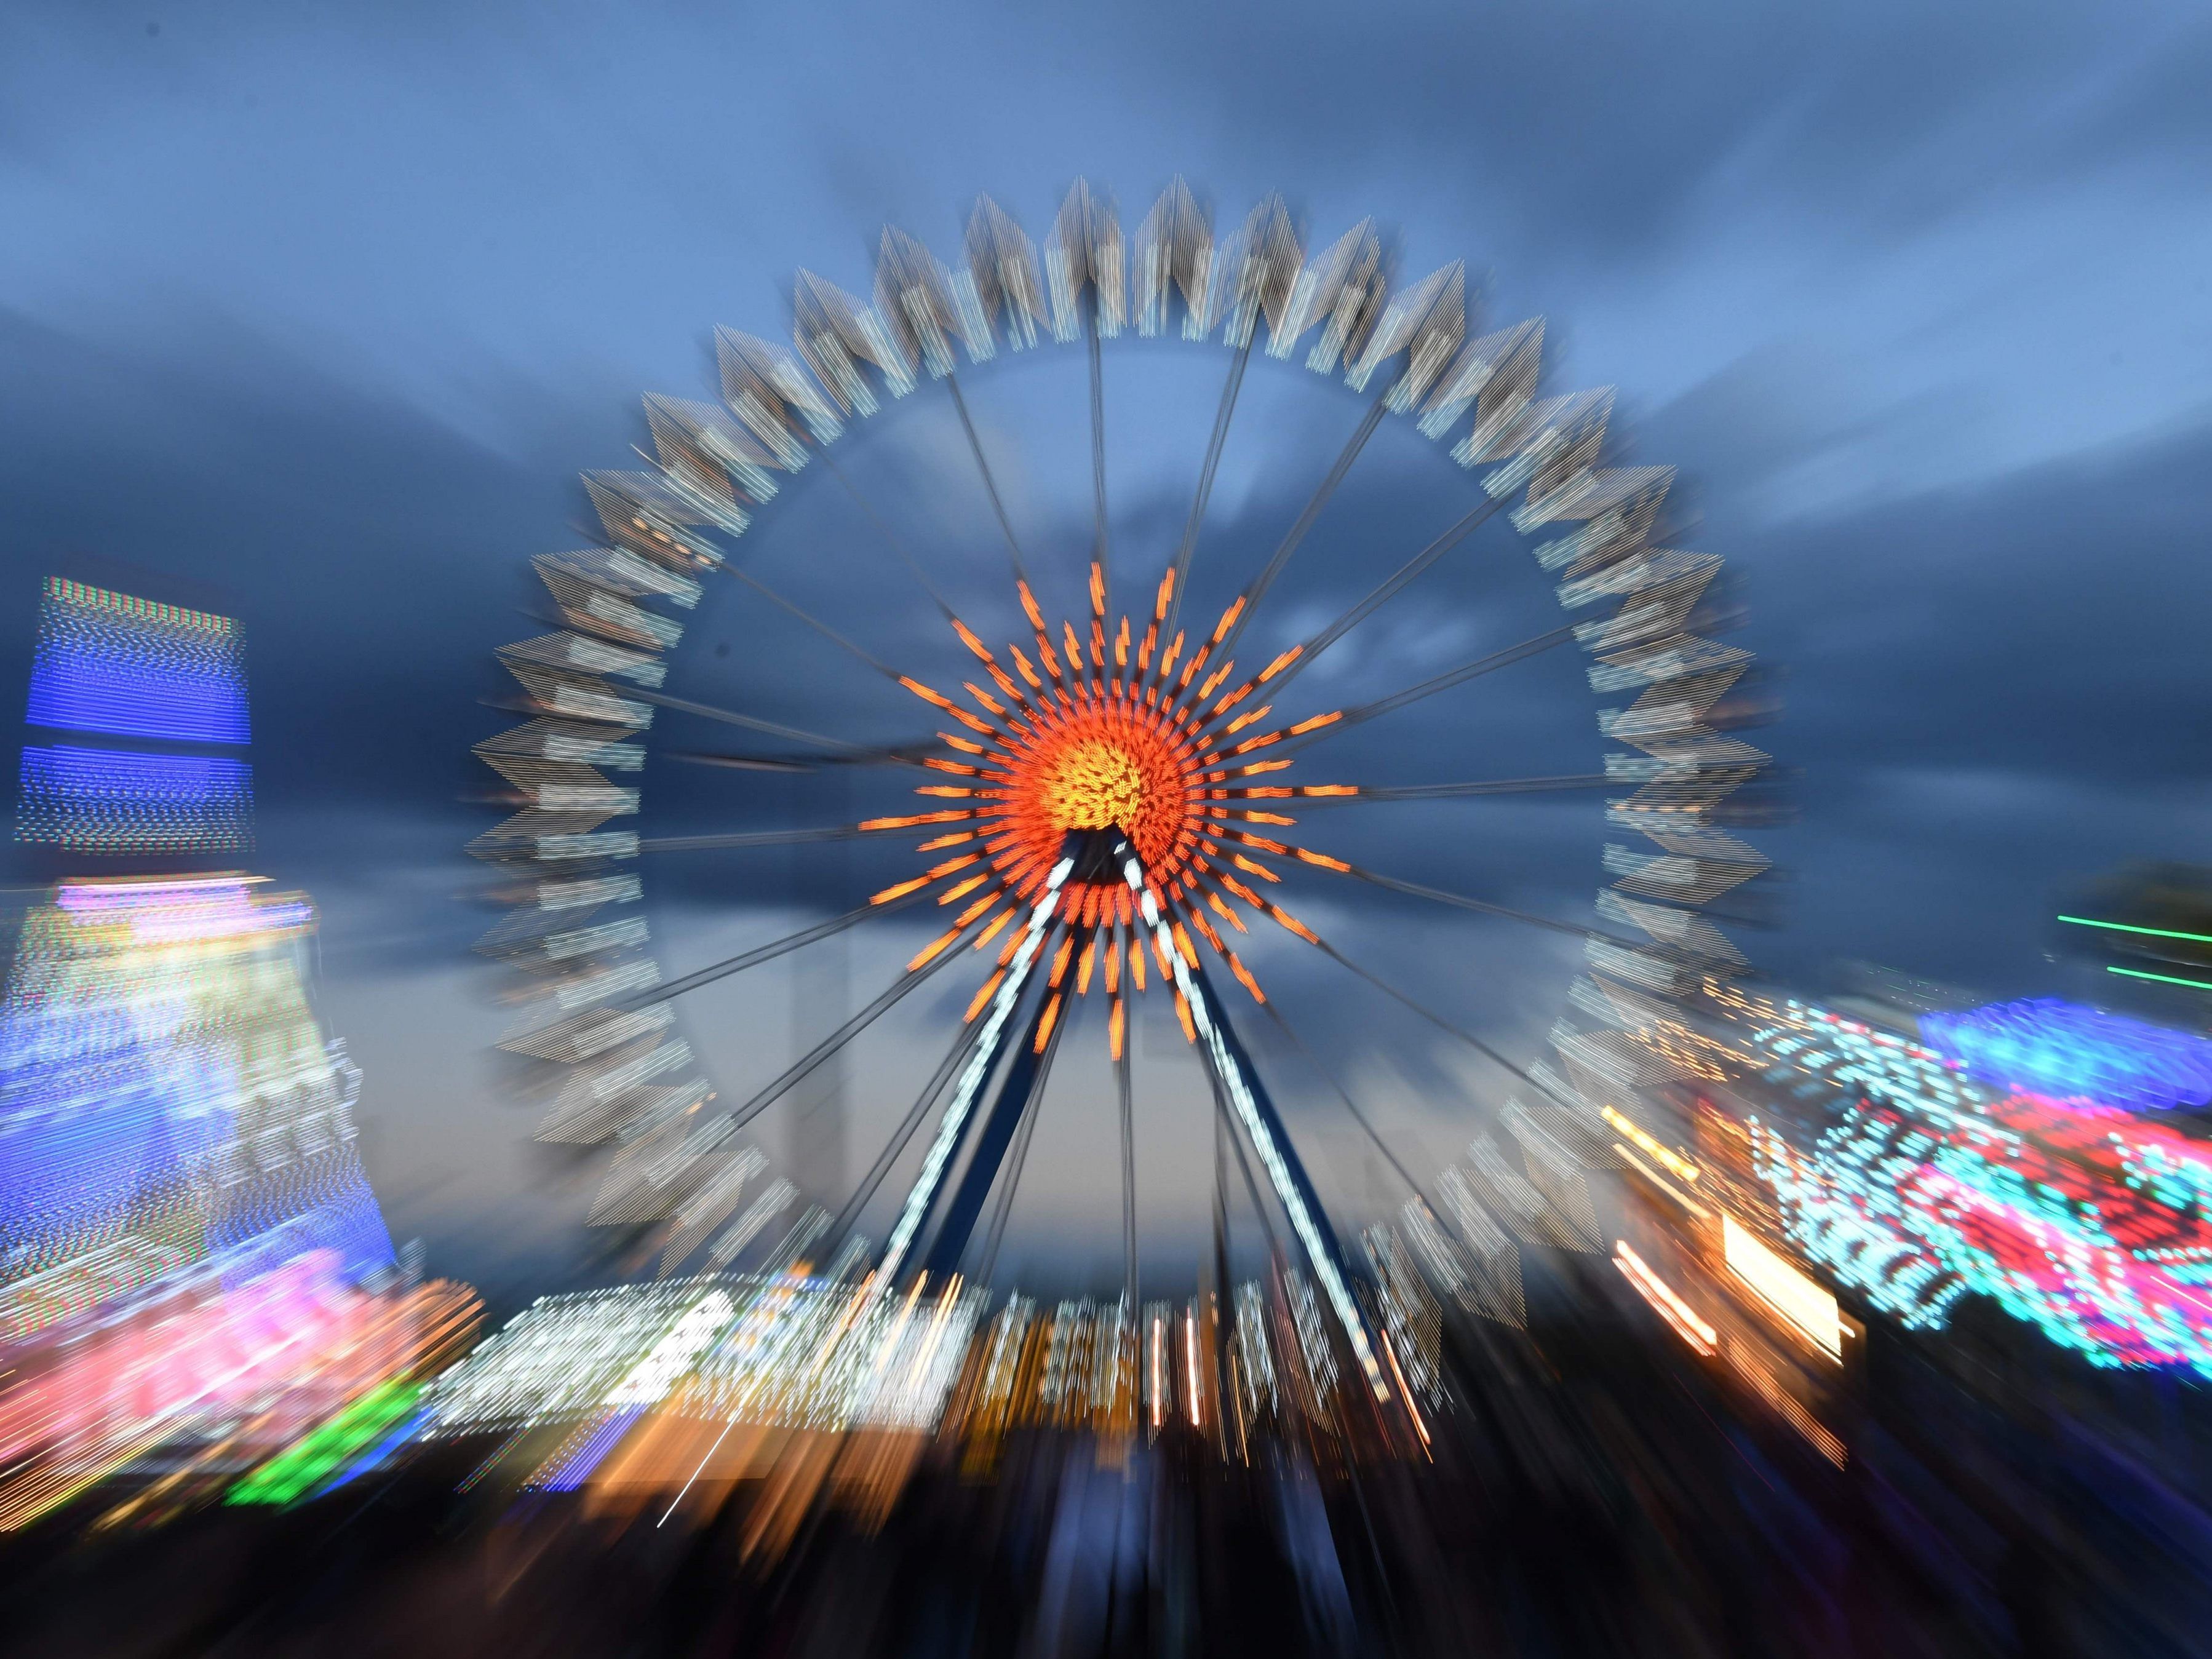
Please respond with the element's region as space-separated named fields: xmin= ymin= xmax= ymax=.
xmin=659 ymin=750 xmax=816 ymax=774
xmin=1287 ymin=851 xmax=1639 ymax=948
xmin=827 ymin=1017 xmax=989 ymax=1245
xmin=1329 ymin=622 xmax=1580 ymax=726
xmin=1261 ymin=774 xmax=1617 ymax=803
xmin=1297 ymin=929 xmax=1572 ymax=1107
xmin=629 ymin=888 xmax=928 ymax=1006
xmin=1260 ymin=624 xmax=1579 ymax=763
xmin=627 ymin=686 xmax=902 ymax=757
xmin=720 ymin=562 xmax=905 ymax=680
xmin=1264 ymin=994 xmax=1514 ymax=1282
xmin=1257 ymin=996 xmax=1445 ymax=1217
xmin=820 ymin=450 xmax=960 ymax=619
xmin=1115 ymin=1030 xmax=1137 ymax=1309
xmin=714 ymin=921 xmax=982 ymax=1139
xmin=973 ymin=995 xmax=1072 ymax=1285
xmin=662 ymin=743 xmax=939 ymax=774
xmin=1161 ymin=333 xmax=1257 ymax=650
xmin=1088 ymin=306 xmax=1111 ymax=595
xmin=1206 ymin=492 xmax=1516 ymax=723
xmin=1206 ymin=1060 xmax=1284 ymax=1259
xmin=639 ymin=821 xmax=933 ymax=853
xmin=945 ymin=373 xmax=1030 ymax=587
xmin=1214 ymin=396 xmax=1388 ymax=664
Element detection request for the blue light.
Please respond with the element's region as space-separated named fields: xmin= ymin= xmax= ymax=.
xmin=23 ymin=579 xmax=249 ymax=746
xmin=1920 ymin=998 xmax=2212 ymax=1112
xmin=17 ymin=745 xmax=253 ymax=854
xmin=0 ymin=880 xmax=395 ymax=1343
xmin=535 ymin=1406 xmax=645 ymax=1491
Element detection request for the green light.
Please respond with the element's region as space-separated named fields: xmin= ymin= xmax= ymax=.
xmin=226 ymin=1379 xmax=420 ymax=1507
xmin=2107 ymin=965 xmax=2212 ymax=993
xmin=2060 ymin=915 xmax=2212 ymax=946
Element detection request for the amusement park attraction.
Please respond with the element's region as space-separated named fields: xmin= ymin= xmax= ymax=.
xmin=440 ymin=178 xmax=2212 ymax=1576
xmin=9 ymin=177 xmax=2212 ymax=1657
xmin=450 ymin=176 xmax=1764 ymax=1483
xmin=0 ymin=576 xmax=475 ymax=1533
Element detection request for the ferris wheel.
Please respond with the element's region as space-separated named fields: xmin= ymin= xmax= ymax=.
xmin=471 ymin=179 xmax=1770 ymax=1393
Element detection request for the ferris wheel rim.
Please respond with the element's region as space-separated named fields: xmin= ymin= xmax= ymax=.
xmin=471 ymin=177 xmax=1772 ymax=1320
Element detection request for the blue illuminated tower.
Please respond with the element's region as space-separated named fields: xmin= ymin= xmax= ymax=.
xmin=17 ymin=578 xmax=254 ymax=857
xmin=0 ymin=578 xmax=392 ymax=1342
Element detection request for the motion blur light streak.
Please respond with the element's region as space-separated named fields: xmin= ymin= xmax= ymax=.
xmin=1687 ymin=992 xmax=2212 ymax=1373
xmin=1721 ymin=1211 xmax=1843 ymax=1361
xmin=1614 ymin=1241 xmax=1716 ymax=1355
xmin=2060 ymin=914 xmax=2212 ymax=947
xmin=2108 ymin=965 xmax=2212 ymax=992
xmin=226 ymin=1379 xmax=424 ymax=1506
xmin=0 ymin=580 xmax=471 ymax=1537
xmin=25 ymin=579 xmax=251 ymax=746
xmin=17 ymin=746 xmax=254 ymax=855
xmin=1921 ymin=997 xmax=2212 ymax=1108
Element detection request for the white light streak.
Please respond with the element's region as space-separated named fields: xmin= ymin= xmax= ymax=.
xmin=1118 ymin=848 xmax=1390 ymax=1398
xmin=878 ymin=856 xmax=1074 ymax=1284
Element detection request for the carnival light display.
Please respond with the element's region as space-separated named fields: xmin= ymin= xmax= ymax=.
xmin=0 ymin=1251 xmax=476 ymax=1530
xmin=17 ymin=746 xmax=253 ymax=854
xmin=25 ymin=579 xmax=250 ymax=746
xmin=1714 ymin=993 xmax=2212 ymax=1373
xmin=1920 ymin=997 xmax=2212 ymax=1110
xmin=17 ymin=578 xmax=254 ymax=855
xmin=0 ymin=874 xmax=394 ymax=1333
xmin=410 ymin=1251 xmax=1410 ymax=1506
xmin=468 ymin=179 xmax=1771 ymax=1399
xmin=0 ymin=580 xmax=453 ymax=1534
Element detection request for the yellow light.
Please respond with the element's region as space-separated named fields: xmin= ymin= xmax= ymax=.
xmin=1184 ymin=1308 xmax=1203 ymax=1426
xmin=1044 ymin=739 xmax=1150 ymax=831
xmin=1614 ymin=1242 xmax=1716 ymax=1355
xmin=1601 ymin=1105 xmax=1699 ymax=1184
xmin=1722 ymin=1213 xmax=1842 ymax=1361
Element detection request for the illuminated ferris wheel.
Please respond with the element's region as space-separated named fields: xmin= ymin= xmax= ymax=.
xmin=471 ymin=180 xmax=1770 ymax=1391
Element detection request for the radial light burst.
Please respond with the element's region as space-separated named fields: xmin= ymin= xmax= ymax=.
xmin=468 ymin=178 xmax=1773 ymax=1414
xmin=870 ymin=568 xmax=1354 ymax=1045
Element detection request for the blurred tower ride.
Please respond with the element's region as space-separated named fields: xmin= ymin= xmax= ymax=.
xmin=0 ymin=577 xmax=394 ymax=1341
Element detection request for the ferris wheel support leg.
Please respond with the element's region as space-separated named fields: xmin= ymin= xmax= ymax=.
xmin=919 ymin=952 xmax=1080 ymax=1283
xmin=1113 ymin=838 xmax=1392 ymax=1402
xmin=874 ymin=843 xmax=1088 ymax=1287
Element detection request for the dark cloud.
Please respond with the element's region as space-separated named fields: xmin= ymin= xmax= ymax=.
xmin=0 ymin=0 xmax=2200 ymax=1287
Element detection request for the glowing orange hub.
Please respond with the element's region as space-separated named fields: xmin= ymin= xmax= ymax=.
xmin=1001 ymin=693 xmax=1203 ymax=903
xmin=883 ymin=571 xmax=1359 ymax=1023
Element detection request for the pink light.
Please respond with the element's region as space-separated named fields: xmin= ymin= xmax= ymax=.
xmin=0 ymin=1254 xmax=400 ymax=1470
xmin=54 ymin=877 xmax=310 ymax=944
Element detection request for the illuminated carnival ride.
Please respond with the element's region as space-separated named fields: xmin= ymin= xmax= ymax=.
xmin=0 ymin=579 xmax=477 ymax=1533
xmin=455 ymin=178 xmax=1778 ymax=1490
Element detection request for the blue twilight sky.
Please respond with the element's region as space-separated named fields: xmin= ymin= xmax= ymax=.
xmin=2 ymin=0 xmax=2208 ymax=1302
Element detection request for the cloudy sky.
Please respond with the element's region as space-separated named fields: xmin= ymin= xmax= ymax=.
xmin=2 ymin=0 xmax=2207 ymax=1303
